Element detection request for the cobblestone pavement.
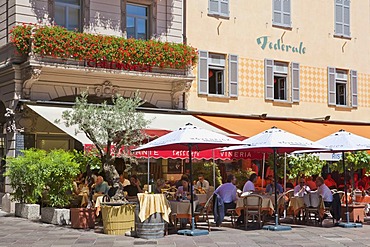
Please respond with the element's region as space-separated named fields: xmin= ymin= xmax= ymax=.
xmin=1 ymin=211 xmax=370 ymax=247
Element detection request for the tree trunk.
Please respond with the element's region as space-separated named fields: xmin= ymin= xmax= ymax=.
xmin=103 ymin=159 xmax=126 ymax=201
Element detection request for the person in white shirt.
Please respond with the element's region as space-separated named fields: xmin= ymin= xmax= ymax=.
xmin=215 ymin=174 xmax=238 ymax=213
xmin=316 ymin=176 xmax=333 ymax=207
xmin=243 ymin=173 xmax=257 ymax=192
xmin=196 ymin=174 xmax=210 ymax=192
xmin=294 ymin=177 xmax=311 ymax=197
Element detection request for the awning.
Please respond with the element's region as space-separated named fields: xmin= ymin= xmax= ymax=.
xmin=27 ymin=105 xmax=94 ymax=145
xmin=26 ymin=105 xmax=231 ymax=146
xmin=195 ymin=115 xmax=370 ymax=141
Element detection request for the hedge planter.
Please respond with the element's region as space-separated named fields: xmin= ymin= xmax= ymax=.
xmin=70 ymin=208 xmax=95 ymax=229
xmin=41 ymin=207 xmax=70 ymax=225
xmin=15 ymin=203 xmax=40 ymax=220
xmin=102 ymin=202 xmax=136 ymax=235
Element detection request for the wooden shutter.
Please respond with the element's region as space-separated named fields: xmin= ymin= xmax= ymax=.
xmin=328 ymin=67 xmax=336 ymax=105
xmin=351 ymin=70 xmax=358 ymax=107
xmin=229 ymin=54 xmax=238 ymax=97
xmin=198 ymin=50 xmax=209 ymax=95
xmin=335 ymin=0 xmax=344 ymax=36
xmin=343 ymin=0 xmax=350 ymax=37
xmin=220 ymin=0 xmax=229 ymax=17
xmin=209 ymin=0 xmax=220 ymax=15
xmin=282 ymin=0 xmax=291 ymax=27
xmin=265 ymin=59 xmax=274 ymax=100
xmin=291 ymin=62 xmax=300 ymax=102
xmin=273 ymin=0 xmax=282 ymax=25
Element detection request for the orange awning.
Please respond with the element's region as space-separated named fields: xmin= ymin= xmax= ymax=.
xmin=195 ymin=115 xmax=370 ymax=141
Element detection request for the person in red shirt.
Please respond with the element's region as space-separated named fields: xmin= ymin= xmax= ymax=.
xmin=324 ymin=174 xmax=337 ymax=189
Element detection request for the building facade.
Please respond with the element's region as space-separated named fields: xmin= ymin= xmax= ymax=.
xmin=186 ymin=0 xmax=370 ymax=124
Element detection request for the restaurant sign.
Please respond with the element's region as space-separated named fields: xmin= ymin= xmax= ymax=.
xmin=256 ymin=36 xmax=306 ymax=55
xmin=86 ymin=59 xmax=152 ymax=72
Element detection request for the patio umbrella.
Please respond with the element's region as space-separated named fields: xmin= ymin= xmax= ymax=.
xmin=224 ymin=126 xmax=328 ymax=231
xmin=315 ymin=129 xmax=370 ymax=228
xmin=133 ymin=123 xmax=243 ymax=236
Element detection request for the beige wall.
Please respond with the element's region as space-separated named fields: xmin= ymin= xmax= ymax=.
xmin=186 ymin=0 xmax=370 ymax=123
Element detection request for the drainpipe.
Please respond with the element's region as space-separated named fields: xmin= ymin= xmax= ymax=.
xmin=6 ymin=0 xmax=9 ymax=43
xmin=182 ymin=0 xmax=187 ymax=44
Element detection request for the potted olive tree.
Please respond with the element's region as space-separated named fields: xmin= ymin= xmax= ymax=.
xmin=40 ymin=149 xmax=80 ymax=225
xmin=5 ymin=149 xmax=47 ymax=220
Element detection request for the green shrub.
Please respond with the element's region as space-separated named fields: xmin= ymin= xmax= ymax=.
xmin=192 ymin=161 xmax=222 ymax=188
xmin=5 ymin=149 xmax=48 ymax=204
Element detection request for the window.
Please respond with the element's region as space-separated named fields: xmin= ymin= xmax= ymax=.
xmin=208 ymin=0 xmax=229 ymax=17
xmin=55 ymin=0 xmax=82 ymax=31
xmin=273 ymin=0 xmax=291 ymax=28
xmin=265 ymin=59 xmax=300 ymax=102
xmin=328 ymin=68 xmax=357 ymax=107
xmin=198 ymin=51 xmax=238 ymax=97
xmin=335 ymin=0 xmax=350 ymax=37
xmin=126 ymin=4 xmax=148 ymax=39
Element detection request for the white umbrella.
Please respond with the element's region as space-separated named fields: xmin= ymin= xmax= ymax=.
xmin=223 ymin=126 xmax=328 ymax=231
xmin=134 ymin=123 xmax=243 ymax=236
xmin=315 ymin=129 xmax=370 ymax=228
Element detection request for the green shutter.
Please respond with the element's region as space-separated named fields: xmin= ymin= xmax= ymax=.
xmin=351 ymin=70 xmax=358 ymax=107
xmin=198 ymin=50 xmax=209 ymax=95
xmin=265 ymin=59 xmax=274 ymax=100
xmin=229 ymin=54 xmax=238 ymax=97
xmin=328 ymin=67 xmax=336 ymax=105
xmin=291 ymin=62 xmax=300 ymax=102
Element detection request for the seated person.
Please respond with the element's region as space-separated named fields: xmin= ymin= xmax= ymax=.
xmin=294 ymin=177 xmax=311 ymax=197
xmin=155 ymin=178 xmax=166 ymax=194
xmin=123 ymin=175 xmax=143 ymax=200
xmin=92 ymin=176 xmax=110 ymax=201
xmin=214 ymin=174 xmax=238 ymax=215
xmin=316 ymin=176 xmax=333 ymax=207
xmin=305 ymin=176 xmax=317 ymax=190
xmin=243 ymin=173 xmax=257 ymax=193
xmin=286 ymin=179 xmax=295 ymax=190
xmin=324 ymin=174 xmax=337 ymax=189
xmin=195 ymin=174 xmax=210 ymax=193
xmin=265 ymin=176 xmax=284 ymax=194
xmin=119 ymin=173 xmax=130 ymax=187
xmin=175 ymin=174 xmax=188 ymax=188
xmin=177 ymin=177 xmax=198 ymax=200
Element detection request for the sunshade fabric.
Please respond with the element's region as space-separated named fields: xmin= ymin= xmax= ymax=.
xmin=315 ymin=130 xmax=370 ymax=152
xmin=196 ymin=115 xmax=370 ymax=141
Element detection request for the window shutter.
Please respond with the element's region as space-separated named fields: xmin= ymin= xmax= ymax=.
xmin=351 ymin=70 xmax=358 ymax=107
xmin=335 ymin=0 xmax=344 ymax=36
xmin=209 ymin=0 xmax=220 ymax=15
xmin=282 ymin=0 xmax=291 ymax=27
xmin=328 ymin=67 xmax=336 ymax=105
xmin=198 ymin=50 xmax=209 ymax=95
xmin=265 ymin=59 xmax=274 ymax=100
xmin=273 ymin=0 xmax=282 ymax=25
xmin=220 ymin=0 xmax=229 ymax=17
xmin=291 ymin=62 xmax=300 ymax=102
xmin=229 ymin=54 xmax=238 ymax=97
xmin=343 ymin=0 xmax=350 ymax=37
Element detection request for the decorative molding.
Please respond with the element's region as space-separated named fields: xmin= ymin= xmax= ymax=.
xmin=16 ymin=108 xmax=38 ymax=132
xmin=171 ymin=80 xmax=192 ymax=109
xmin=22 ymin=67 xmax=42 ymax=99
xmin=94 ymin=81 xmax=118 ymax=97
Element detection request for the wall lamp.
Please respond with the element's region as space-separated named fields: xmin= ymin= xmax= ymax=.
xmin=314 ymin=115 xmax=331 ymax=121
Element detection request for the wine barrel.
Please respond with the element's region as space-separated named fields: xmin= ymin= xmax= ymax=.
xmin=135 ymin=207 xmax=165 ymax=239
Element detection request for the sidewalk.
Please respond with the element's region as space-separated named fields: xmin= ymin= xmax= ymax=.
xmin=1 ymin=209 xmax=370 ymax=247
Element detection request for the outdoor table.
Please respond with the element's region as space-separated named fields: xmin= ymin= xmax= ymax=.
xmin=288 ymin=197 xmax=305 ymax=219
xmin=235 ymin=195 xmax=274 ymax=216
xmin=137 ymin=193 xmax=171 ymax=223
xmin=341 ymin=203 xmax=366 ymax=223
xmin=355 ymin=195 xmax=370 ymax=204
xmin=169 ymin=200 xmax=199 ymax=220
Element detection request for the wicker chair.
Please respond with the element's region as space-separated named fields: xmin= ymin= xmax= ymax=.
xmin=304 ymin=192 xmax=323 ymax=226
xmin=194 ymin=195 xmax=214 ymax=231
xmin=243 ymin=194 xmax=263 ymax=230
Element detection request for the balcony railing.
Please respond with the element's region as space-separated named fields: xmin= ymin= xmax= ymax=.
xmin=10 ymin=24 xmax=198 ymax=74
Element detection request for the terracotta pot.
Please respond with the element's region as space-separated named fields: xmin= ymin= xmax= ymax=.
xmin=70 ymin=208 xmax=95 ymax=229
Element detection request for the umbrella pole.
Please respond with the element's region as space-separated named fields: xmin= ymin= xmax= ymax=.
xmin=262 ymin=153 xmax=265 ymax=189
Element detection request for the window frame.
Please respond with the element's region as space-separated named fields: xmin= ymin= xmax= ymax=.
xmin=334 ymin=69 xmax=348 ymax=106
xmin=126 ymin=3 xmax=149 ymax=40
xmin=334 ymin=0 xmax=351 ymax=39
xmin=208 ymin=0 xmax=230 ymax=18
xmin=328 ymin=67 xmax=357 ymax=107
xmin=272 ymin=0 xmax=292 ymax=29
xmin=208 ymin=53 xmax=226 ymax=96
xmin=54 ymin=0 xmax=83 ymax=31
xmin=273 ymin=61 xmax=289 ymax=102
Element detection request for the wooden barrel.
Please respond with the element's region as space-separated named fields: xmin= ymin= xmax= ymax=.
xmin=102 ymin=203 xmax=136 ymax=235
xmin=135 ymin=208 xmax=165 ymax=239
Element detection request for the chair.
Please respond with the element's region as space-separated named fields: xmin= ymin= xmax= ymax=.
xmin=194 ymin=195 xmax=213 ymax=231
xmin=304 ymin=192 xmax=323 ymax=226
xmin=277 ymin=193 xmax=287 ymax=222
xmin=243 ymin=194 xmax=263 ymax=230
xmin=330 ymin=191 xmax=345 ymax=224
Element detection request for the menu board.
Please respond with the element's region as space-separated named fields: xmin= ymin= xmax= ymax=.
xmin=15 ymin=133 xmax=24 ymax=157
xmin=167 ymin=159 xmax=183 ymax=174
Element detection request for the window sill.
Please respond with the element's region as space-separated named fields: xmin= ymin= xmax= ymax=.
xmin=333 ymin=34 xmax=352 ymax=40
xmin=272 ymin=24 xmax=292 ymax=31
xmin=207 ymin=13 xmax=230 ymax=20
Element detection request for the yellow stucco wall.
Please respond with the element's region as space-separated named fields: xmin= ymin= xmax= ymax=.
xmin=186 ymin=0 xmax=370 ymax=122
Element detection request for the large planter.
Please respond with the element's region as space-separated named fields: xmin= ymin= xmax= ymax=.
xmin=15 ymin=203 xmax=40 ymax=220
xmin=101 ymin=202 xmax=136 ymax=235
xmin=1 ymin=193 xmax=15 ymax=213
xmin=70 ymin=208 xmax=95 ymax=229
xmin=41 ymin=207 xmax=70 ymax=225
xmin=135 ymin=212 xmax=165 ymax=239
